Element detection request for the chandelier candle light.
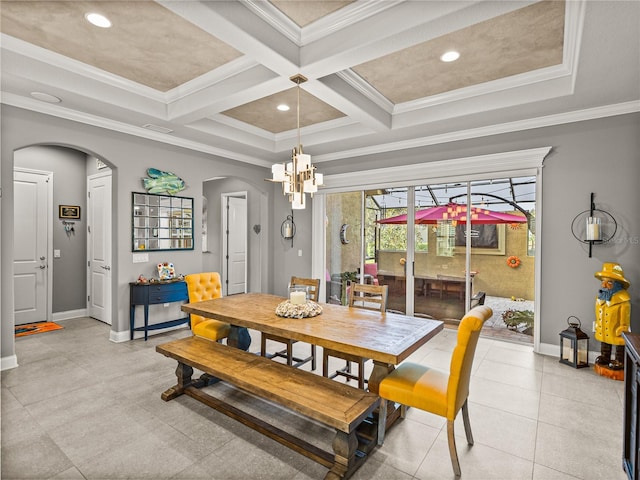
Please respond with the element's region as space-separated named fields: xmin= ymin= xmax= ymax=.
xmin=270 ymin=74 xmax=323 ymax=209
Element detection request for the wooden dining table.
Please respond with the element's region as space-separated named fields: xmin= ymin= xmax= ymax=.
xmin=181 ymin=292 xmax=443 ymax=396
xmin=176 ymin=292 xmax=443 ymax=475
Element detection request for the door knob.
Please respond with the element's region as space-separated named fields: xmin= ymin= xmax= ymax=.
xmin=40 ymin=256 xmax=45 ymax=260
xmin=38 ymin=265 xmax=46 ymax=269
xmin=101 ymin=265 xmax=111 ymax=271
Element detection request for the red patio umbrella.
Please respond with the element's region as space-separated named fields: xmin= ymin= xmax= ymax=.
xmin=377 ymin=203 xmax=528 ymax=225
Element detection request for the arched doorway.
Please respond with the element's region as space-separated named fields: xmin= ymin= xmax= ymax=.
xmin=12 ymin=145 xmax=115 ymax=330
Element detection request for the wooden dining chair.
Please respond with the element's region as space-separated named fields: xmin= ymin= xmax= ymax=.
xmin=377 ymin=305 xmax=493 ymax=477
xmin=261 ymin=276 xmax=320 ymax=369
xmin=322 ymin=283 xmax=388 ymax=389
xmin=184 ymin=272 xmax=230 ymax=342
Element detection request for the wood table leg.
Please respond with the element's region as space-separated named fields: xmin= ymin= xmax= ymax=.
xmin=367 ymin=361 xmax=402 ymax=442
xmin=325 ymin=430 xmax=358 ymax=480
xmin=227 ymin=325 xmax=240 ymax=348
xmin=161 ymin=362 xmax=194 ymax=401
xmin=368 ymin=360 xmax=394 ymax=395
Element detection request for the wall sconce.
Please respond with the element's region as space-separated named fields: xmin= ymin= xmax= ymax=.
xmin=281 ymin=213 xmax=295 ymax=247
xmin=559 ymin=316 xmax=590 ymax=368
xmin=571 ymin=192 xmax=617 ymax=257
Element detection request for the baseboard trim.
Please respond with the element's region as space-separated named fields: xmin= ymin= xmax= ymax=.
xmin=1 ymin=355 xmax=19 ymax=371
xmin=538 ymin=341 xmax=599 ymax=365
xmin=111 ymin=324 xmax=189 ymax=343
xmin=53 ymin=309 xmax=87 ymax=322
xmin=110 ymin=330 xmax=130 ymax=343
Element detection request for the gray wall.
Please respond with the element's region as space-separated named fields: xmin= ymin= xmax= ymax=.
xmin=1 ymin=105 xmax=274 ymax=363
xmin=270 ymin=191 xmax=314 ymax=298
xmin=14 ymin=145 xmax=88 ymax=313
xmin=311 ymin=112 xmax=640 ymax=348
xmin=2 ymin=105 xmax=639 ymax=366
xmin=202 ymin=177 xmax=269 ymax=293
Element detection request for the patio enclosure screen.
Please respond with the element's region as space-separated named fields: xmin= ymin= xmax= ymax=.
xmin=325 ymin=176 xmax=536 ymax=334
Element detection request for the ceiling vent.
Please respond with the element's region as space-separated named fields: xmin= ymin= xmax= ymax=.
xmin=142 ymin=124 xmax=173 ymax=134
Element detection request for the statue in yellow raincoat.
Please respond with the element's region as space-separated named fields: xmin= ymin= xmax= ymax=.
xmin=594 ymin=263 xmax=631 ymax=370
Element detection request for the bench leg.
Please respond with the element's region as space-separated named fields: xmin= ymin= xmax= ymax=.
xmin=161 ymin=362 xmax=194 ymax=401
xmin=325 ymin=430 xmax=358 ymax=480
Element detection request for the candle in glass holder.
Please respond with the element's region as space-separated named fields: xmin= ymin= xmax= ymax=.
xmin=586 ymin=216 xmax=601 ymax=241
xmin=290 ymin=291 xmax=306 ymax=305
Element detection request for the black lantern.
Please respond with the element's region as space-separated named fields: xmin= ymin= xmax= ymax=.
xmin=559 ymin=316 xmax=590 ymax=368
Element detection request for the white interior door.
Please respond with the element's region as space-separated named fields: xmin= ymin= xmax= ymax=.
xmin=87 ymin=172 xmax=112 ymax=324
xmin=223 ymin=194 xmax=247 ymax=296
xmin=13 ymin=169 xmax=51 ymax=325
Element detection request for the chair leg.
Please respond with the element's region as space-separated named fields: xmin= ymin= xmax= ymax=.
xmin=357 ymin=359 xmax=365 ymax=389
xmin=461 ymin=399 xmax=474 ymax=445
xmin=345 ymin=360 xmax=351 ymax=374
xmin=260 ymin=335 xmax=267 ymax=357
xmin=311 ymin=344 xmax=317 ymax=371
xmin=377 ymin=399 xmax=387 ymax=445
xmin=447 ymin=420 xmax=462 ymax=477
xmin=286 ymin=341 xmax=293 ymax=366
xmin=322 ymin=351 xmax=329 ymax=378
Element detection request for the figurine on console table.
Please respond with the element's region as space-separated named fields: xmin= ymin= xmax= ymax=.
xmin=594 ymin=262 xmax=631 ymax=371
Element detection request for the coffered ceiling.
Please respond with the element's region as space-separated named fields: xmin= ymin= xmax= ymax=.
xmin=1 ymin=1 xmax=638 ymax=168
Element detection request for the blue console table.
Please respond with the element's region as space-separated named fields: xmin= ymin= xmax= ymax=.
xmin=129 ymin=281 xmax=189 ymax=340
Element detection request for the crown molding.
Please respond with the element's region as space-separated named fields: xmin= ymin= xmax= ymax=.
xmin=243 ymin=0 xmax=400 ymax=47
xmin=2 ymin=34 xmax=263 ymax=108
xmin=300 ymin=1 xmax=402 ymax=45
xmin=395 ymin=63 xmax=572 ymax=115
xmin=313 ymin=100 xmax=640 ymax=163
xmin=336 ymin=70 xmax=394 ymax=113
xmin=1 ymin=34 xmax=165 ymax=101
xmin=1 ymin=92 xmax=272 ymax=168
xmin=242 ymin=1 xmax=301 ymax=45
xmin=321 ymin=147 xmax=551 ymax=192
xmin=165 ymin=57 xmax=260 ymax=103
xmin=4 ymin=89 xmax=637 ymax=169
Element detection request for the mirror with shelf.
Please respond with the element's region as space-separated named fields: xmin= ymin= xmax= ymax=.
xmin=132 ymin=192 xmax=194 ymax=251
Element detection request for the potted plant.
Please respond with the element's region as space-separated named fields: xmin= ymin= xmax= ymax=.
xmin=340 ymin=271 xmax=358 ymax=305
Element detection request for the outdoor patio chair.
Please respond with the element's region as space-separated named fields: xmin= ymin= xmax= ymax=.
xmin=363 ymin=262 xmax=380 ymax=285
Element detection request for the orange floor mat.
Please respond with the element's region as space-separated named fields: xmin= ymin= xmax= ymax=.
xmin=15 ymin=321 xmax=63 ymax=337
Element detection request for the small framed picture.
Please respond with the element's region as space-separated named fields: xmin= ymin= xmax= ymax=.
xmin=59 ymin=205 xmax=80 ymax=219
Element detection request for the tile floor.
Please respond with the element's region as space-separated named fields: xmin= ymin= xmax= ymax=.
xmin=1 ymin=317 xmax=628 ymax=480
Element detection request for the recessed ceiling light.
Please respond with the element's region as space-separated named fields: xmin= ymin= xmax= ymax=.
xmin=440 ymin=51 xmax=460 ymax=62
xmin=85 ymin=12 xmax=112 ymax=28
xmin=30 ymin=92 xmax=61 ymax=103
xmin=277 ymin=104 xmax=290 ymax=112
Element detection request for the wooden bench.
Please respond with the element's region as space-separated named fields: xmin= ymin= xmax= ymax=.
xmin=157 ymin=336 xmax=380 ymax=480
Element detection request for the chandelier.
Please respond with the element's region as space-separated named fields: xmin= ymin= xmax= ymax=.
xmin=270 ymin=74 xmax=323 ymax=209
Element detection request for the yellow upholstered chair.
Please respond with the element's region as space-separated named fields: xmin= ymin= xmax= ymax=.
xmin=322 ymin=283 xmax=388 ymax=389
xmin=377 ymin=305 xmax=493 ymax=477
xmin=261 ymin=276 xmax=320 ymax=369
xmin=184 ymin=272 xmax=230 ymax=341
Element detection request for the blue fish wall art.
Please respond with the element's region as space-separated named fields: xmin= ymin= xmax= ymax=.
xmin=142 ymin=168 xmax=186 ymax=195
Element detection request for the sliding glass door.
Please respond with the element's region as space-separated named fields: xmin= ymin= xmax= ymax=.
xmin=323 ymin=175 xmax=536 ymax=338
xmin=325 ymin=191 xmax=363 ymax=305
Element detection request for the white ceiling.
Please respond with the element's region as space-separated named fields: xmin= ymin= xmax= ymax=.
xmin=1 ymin=0 xmax=638 ymax=169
